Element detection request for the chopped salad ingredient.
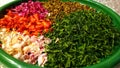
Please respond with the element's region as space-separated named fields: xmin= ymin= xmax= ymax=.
xmin=45 ymin=10 xmax=120 ymax=67
xmin=42 ymin=0 xmax=94 ymax=22
xmin=11 ymin=0 xmax=48 ymax=19
xmin=0 ymin=10 xmax=52 ymax=36
xmin=0 ymin=28 xmax=51 ymax=67
xmin=0 ymin=0 xmax=52 ymax=67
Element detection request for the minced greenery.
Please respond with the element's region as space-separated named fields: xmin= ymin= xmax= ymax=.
xmin=45 ymin=10 xmax=120 ymax=68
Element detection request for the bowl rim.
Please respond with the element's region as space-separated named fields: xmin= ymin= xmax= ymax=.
xmin=0 ymin=0 xmax=120 ymax=68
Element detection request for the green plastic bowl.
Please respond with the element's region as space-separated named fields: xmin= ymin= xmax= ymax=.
xmin=0 ymin=0 xmax=120 ymax=68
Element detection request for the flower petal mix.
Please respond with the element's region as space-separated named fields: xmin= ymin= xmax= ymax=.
xmin=0 ymin=0 xmax=51 ymax=67
xmin=0 ymin=28 xmax=51 ymax=66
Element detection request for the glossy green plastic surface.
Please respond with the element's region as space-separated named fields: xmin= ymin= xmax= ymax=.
xmin=0 ymin=0 xmax=120 ymax=68
xmin=0 ymin=49 xmax=40 ymax=68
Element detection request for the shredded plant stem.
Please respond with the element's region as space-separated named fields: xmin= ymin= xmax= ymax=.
xmin=0 ymin=28 xmax=51 ymax=67
xmin=0 ymin=10 xmax=52 ymax=36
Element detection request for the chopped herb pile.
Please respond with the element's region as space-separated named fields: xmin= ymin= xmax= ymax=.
xmin=45 ymin=10 xmax=120 ymax=67
xmin=42 ymin=0 xmax=93 ymax=22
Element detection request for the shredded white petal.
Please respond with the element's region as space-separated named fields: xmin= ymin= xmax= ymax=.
xmin=0 ymin=28 xmax=51 ymax=66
